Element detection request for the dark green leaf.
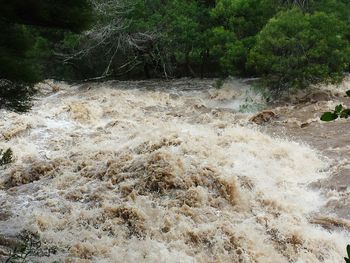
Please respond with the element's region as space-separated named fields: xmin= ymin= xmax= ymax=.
xmin=345 ymin=258 xmax=350 ymax=263
xmin=346 ymin=90 xmax=350 ymax=97
xmin=340 ymin=109 xmax=350 ymax=118
xmin=320 ymin=112 xmax=338 ymax=121
xmin=335 ymin=104 xmax=343 ymax=114
xmin=347 ymin=244 xmax=350 ymax=257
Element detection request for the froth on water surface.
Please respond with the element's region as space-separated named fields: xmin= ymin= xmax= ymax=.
xmin=0 ymin=79 xmax=348 ymax=262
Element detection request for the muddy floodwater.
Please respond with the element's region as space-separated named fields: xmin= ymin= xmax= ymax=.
xmin=0 ymin=78 xmax=349 ymax=262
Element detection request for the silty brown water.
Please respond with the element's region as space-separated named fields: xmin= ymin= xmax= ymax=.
xmin=0 ymin=78 xmax=348 ymax=262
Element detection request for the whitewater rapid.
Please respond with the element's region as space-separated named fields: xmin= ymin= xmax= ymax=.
xmin=0 ymin=79 xmax=348 ymax=262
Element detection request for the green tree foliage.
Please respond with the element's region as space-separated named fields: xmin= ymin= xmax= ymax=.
xmin=209 ymin=0 xmax=279 ymax=75
xmin=0 ymin=25 xmax=52 ymax=111
xmin=60 ymin=0 xmax=215 ymax=79
xmin=310 ymin=0 xmax=350 ymax=20
xmin=0 ymin=0 xmax=92 ymax=111
xmin=248 ymin=9 xmax=350 ymax=91
xmin=1 ymin=0 xmax=92 ymax=32
xmin=0 ymin=0 xmax=92 ymax=83
xmin=58 ymin=0 xmax=350 ymax=90
xmin=0 ymin=23 xmax=40 ymax=84
xmin=3 ymin=0 xmax=350 ymax=95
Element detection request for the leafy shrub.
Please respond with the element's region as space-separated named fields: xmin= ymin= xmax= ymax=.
xmin=0 ymin=148 xmax=13 ymax=166
xmin=320 ymin=104 xmax=350 ymax=121
xmin=345 ymin=244 xmax=350 ymax=263
xmin=248 ymin=9 xmax=350 ymax=93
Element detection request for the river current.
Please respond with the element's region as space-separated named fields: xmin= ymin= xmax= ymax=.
xmin=0 ymin=78 xmax=349 ymax=262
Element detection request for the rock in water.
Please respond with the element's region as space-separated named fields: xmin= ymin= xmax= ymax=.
xmin=249 ymin=110 xmax=277 ymax=124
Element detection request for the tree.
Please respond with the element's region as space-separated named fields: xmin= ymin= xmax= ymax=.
xmin=0 ymin=0 xmax=92 ymax=83
xmin=33 ymin=0 xmax=350 ymax=92
xmin=59 ymin=0 xmax=215 ymax=79
xmin=209 ymin=0 xmax=279 ymax=75
xmin=0 ymin=0 xmax=92 ymax=110
xmin=248 ymin=9 xmax=350 ymax=92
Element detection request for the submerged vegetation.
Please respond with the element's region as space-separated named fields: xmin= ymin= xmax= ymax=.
xmin=4 ymin=231 xmax=55 ymax=263
xmin=320 ymin=104 xmax=350 ymax=121
xmin=320 ymin=91 xmax=350 ymax=121
xmin=0 ymin=148 xmax=13 ymax=166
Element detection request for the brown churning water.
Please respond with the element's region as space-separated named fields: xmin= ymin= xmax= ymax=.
xmin=0 ymin=79 xmax=348 ymax=262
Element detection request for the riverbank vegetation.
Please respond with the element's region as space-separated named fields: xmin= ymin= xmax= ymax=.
xmin=0 ymin=0 xmax=92 ymax=110
xmin=1 ymin=0 xmax=350 ymax=110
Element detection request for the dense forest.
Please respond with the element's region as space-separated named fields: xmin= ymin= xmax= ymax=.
xmin=1 ymin=0 xmax=350 ymax=110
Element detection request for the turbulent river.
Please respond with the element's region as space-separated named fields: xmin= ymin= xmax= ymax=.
xmin=0 ymin=78 xmax=349 ymax=262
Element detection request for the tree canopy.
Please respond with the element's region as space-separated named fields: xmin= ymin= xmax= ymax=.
xmin=1 ymin=0 xmax=350 ymax=110
xmin=57 ymin=0 xmax=350 ymax=91
xmin=0 ymin=0 xmax=92 ymax=84
xmin=248 ymin=8 xmax=350 ymax=92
